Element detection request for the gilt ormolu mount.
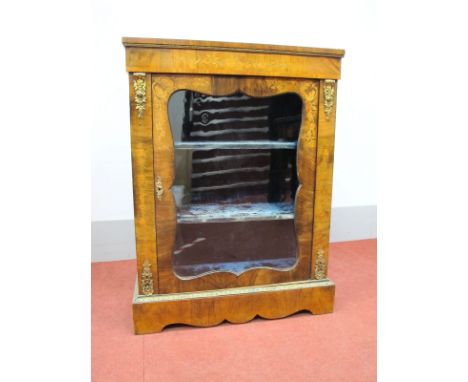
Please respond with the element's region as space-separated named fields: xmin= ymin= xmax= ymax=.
xmin=123 ymin=37 xmax=345 ymax=333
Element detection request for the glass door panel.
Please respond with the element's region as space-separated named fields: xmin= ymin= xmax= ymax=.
xmin=168 ymin=90 xmax=303 ymax=277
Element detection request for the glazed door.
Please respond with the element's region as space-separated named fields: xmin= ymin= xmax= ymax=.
xmin=152 ymin=75 xmax=319 ymax=293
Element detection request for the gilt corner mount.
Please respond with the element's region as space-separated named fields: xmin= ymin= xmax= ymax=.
xmin=133 ymin=72 xmax=147 ymax=119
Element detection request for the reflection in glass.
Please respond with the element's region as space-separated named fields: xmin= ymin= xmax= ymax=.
xmin=168 ymin=91 xmax=303 ymax=277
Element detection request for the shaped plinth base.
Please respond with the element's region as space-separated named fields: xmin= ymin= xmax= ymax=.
xmin=133 ymin=279 xmax=335 ymax=334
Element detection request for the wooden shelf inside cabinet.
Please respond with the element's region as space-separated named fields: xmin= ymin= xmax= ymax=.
xmin=124 ymin=37 xmax=344 ymax=333
xmin=177 ymin=202 xmax=294 ymax=224
xmin=174 ymin=141 xmax=297 ymax=150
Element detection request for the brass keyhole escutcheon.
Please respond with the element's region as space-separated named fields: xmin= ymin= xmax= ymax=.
xmin=155 ymin=176 xmax=163 ymax=200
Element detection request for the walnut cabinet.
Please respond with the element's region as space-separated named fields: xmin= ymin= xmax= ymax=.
xmin=123 ymin=37 xmax=345 ymax=333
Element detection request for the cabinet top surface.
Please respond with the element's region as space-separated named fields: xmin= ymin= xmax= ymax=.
xmin=122 ymin=37 xmax=345 ymax=59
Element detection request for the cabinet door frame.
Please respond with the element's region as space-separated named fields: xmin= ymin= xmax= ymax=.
xmin=152 ymin=74 xmax=319 ymax=294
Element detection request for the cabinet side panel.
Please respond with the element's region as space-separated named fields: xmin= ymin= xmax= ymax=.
xmin=311 ymin=80 xmax=338 ymax=279
xmin=129 ymin=73 xmax=158 ymax=294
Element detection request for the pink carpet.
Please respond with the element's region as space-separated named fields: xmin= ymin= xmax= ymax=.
xmin=92 ymin=239 xmax=376 ymax=381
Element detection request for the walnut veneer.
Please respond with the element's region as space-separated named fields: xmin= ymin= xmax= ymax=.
xmin=123 ymin=37 xmax=345 ymax=333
